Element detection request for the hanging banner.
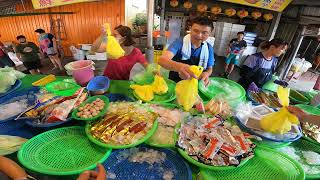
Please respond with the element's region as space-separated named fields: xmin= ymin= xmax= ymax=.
xmin=218 ymin=0 xmax=293 ymax=12
xmin=31 ymin=0 xmax=98 ymax=9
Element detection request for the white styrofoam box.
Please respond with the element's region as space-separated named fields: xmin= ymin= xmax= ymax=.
xmin=215 ymin=30 xmax=231 ymax=36
xmin=7 ymin=52 xmax=23 ymax=66
xmin=237 ymin=46 xmax=257 ymax=66
xmin=288 ymin=80 xmax=316 ymax=92
xmin=96 ymin=53 xmax=107 ymax=60
xmin=80 ymin=44 xmax=92 ymax=51
xmin=244 ymin=36 xmax=256 ymax=41
xmin=86 ymin=52 xmax=107 ymax=61
xmin=245 ymin=40 xmax=255 ymax=45
xmin=86 ymin=54 xmax=97 ymax=60
xmin=245 ymin=32 xmax=257 ymax=38
xmin=222 ymin=27 xmax=232 ymax=32
xmin=221 ymin=22 xmax=232 ymax=27
xmin=232 ymin=24 xmax=245 ymax=30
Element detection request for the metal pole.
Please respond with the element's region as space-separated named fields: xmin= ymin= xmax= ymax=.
xmin=267 ymin=12 xmax=282 ymax=40
xmin=20 ymin=0 xmax=26 ymax=12
xmin=302 ymin=39 xmax=312 ymax=57
xmin=281 ymin=26 xmax=307 ymax=79
xmin=159 ymin=0 xmax=166 ymax=45
xmin=145 ymin=0 xmax=155 ymax=62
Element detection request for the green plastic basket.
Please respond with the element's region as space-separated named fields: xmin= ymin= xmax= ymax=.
xmin=302 ymin=136 xmax=319 ymax=145
xmin=295 ymin=104 xmax=320 ymax=115
xmin=199 ymin=77 xmax=246 ymax=108
xmin=201 ymin=146 xmax=305 ymax=180
xmin=174 ymin=121 xmax=249 ymax=170
xmin=46 ymin=81 xmax=81 ymax=96
xmin=294 ymin=104 xmax=320 ymax=144
xmin=132 ymin=79 xmax=176 ymax=103
xmin=17 ymin=126 xmax=111 ymax=176
xmin=85 ymin=120 xmax=158 ymax=149
xmin=290 ymin=90 xmax=310 ymax=105
xmin=285 ymin=139 xmax=320 ymax=179
xmin=72 ymin=95 xmax=109 ymax=121
xmin=254 ymin=139 xmax=291 ymax=149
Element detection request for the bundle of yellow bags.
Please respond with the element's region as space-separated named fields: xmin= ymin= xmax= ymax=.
xmin=176 ymin=65 xmax=203 ymax=111
xmin=260 ymin=86 xmax=299 ymax=134
xmin=104 ymin=23 xmax=125 ymax=59
xmin=130 ymin=75 xmax=168 ymax=102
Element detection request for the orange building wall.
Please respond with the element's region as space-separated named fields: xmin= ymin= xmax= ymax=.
xmin=0 ymin=0 xmax=125 ymax=56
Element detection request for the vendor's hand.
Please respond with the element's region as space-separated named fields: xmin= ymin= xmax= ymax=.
xmin=287 ymin=106 xmax=307 ymax=119
xmin=77 ymin=164 xmax=106 ymax=180
xmin=178 ymin=64 xmax=196 ymax=80
xmin=200 ymin=72 xmax=210 ymax=86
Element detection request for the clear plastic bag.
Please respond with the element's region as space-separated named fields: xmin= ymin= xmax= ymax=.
xmin=176 ymin=65 xmax=203 ymax=111
xmin=235 ymin=101 xmax=253 ymax=123
xmin=132 ymin=63 xmax=169 ymax=85
xmin=104 ymin=23 xmax=125 ymax=59
xmin=0 ymin=67 xmax=25 ymax=93
xmin=204 ymin=95 xmax=232 ymax=119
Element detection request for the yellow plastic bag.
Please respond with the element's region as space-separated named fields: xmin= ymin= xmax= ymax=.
xmin=130 ymin=84 xmax=154 ymax=102
xmin=260 ymin=87 xmax=299 ymax=134
xmin=105 ymin=23 xmax=125 ymax=59
xmin=152 ymin=75 xmax=168 ymax=95
xmin=176 ymin=65 xmax=203 ymax=111
xmin=277 ymin=86 xmax=290 ymax=106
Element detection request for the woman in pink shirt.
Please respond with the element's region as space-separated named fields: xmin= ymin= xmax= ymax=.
xmin=91 ymin=25 xmax=148 ymax=80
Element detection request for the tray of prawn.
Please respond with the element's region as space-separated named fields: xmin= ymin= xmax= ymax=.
xmin=85 ymin=102 xmax=158 ymax=149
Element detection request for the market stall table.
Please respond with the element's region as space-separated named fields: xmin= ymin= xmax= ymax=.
xmin=0 ymin=74 xmax=316 ymax=180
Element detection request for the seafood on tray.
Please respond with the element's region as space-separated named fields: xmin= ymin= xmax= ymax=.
xmin=148 ymin=105 xmax=189 ymax=146
xmin=24 ymin=88 xmax=87 ymax=124
xmin=76 ymin=98 xmax=105 ymax=119
xmin=89 ymin=102 xmax=158 ymax=146
xmin=177 ymin=116 xmax=255 ymax=166
xmin=249 ymin=90 xmax=282 ymax=108
xmin=203 ymin=98 xmax=232 ymax=119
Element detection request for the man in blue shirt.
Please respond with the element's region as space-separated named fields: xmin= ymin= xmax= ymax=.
xmin=159 ymin=16 xmax=215 ymax=85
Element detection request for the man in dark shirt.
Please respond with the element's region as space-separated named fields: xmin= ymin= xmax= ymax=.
xmin=15 ymin=35 xmax=42 ymax=74
xmin=222 ymin=31 xmax=247 ymax=78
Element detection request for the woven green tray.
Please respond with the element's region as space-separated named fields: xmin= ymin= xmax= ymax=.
xmin=72 ymin=95 xmax=109 ymax=121
xmin=85 ymin=120 xmax=158 ymax=149
xmin=17 ymin=126 xmax=111 ymax=175
xmin=254 ymin=139 xmax=291 ymax=149
xmin=132 ymin=79 xmax=176 ymax=103
xmin=201 ymin=146 xmax=305 ymax=180
xmin=290 ymin=139 xmax=320 ymax=179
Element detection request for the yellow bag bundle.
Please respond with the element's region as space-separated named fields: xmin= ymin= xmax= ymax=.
xmin=176 ymin=65 xmax=203 ymax=111
xmin=152 ymin=75 xmax=168 ymax=95
xmin=130 ymin=75 xmax=168 ymax=102
xmin=130 ymin=84 xmax=154 ymax=102
xmin=260 ymin=86 xmax=299 ymax=134
xmin=104 ymin=23 xmax=125 ymax=59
